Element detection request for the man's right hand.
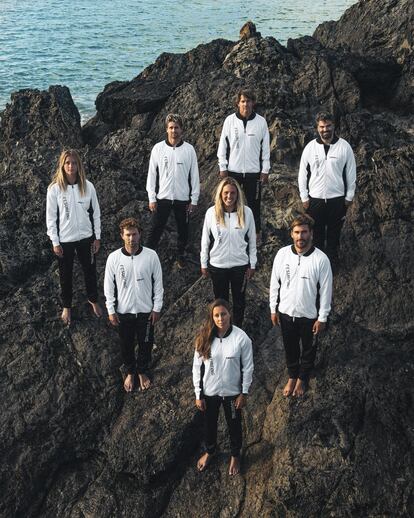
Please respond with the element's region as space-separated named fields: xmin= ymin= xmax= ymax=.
xmin=149 ymin=202 xmax=157 ymax=212
xmin=53 ymin=245 xmax=63 ymax=258
xmin=219 ymin=170 xmax=228 ymax=178
xmin=201 ymin=268 xmax=209 ymax=278
xmin=302 ymin=200 xmax=310 ymax=210
xmin=109 ymin=313 xmax=120 ymax=326
xmin=196 ymin=399 xmax=206 ymax=411
xmin=271 ymin=313 xmax=279 ymax=326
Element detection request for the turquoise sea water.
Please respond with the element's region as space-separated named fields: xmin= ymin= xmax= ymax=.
xmin=0 ymin=0 xmax=355 ymax=122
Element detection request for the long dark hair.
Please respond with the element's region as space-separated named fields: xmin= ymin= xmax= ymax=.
xmin=194 ymin=299 xmax=231 ymax=360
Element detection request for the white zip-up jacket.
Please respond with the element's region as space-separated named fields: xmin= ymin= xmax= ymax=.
xmin=200 ymin=206 xmax=257 ymax=269
xmin=46 ymin=180 xmax=101 ymax=246
xmin=217 ymin=112 xmax=270 ymax=174
xmin=104 ymin=247 xmax=163 ymax=315
xmin=146 ymin=140 xmax=200 ymax=204
xmin=269 ymin=245 xmax=332 ymax=322
xmin=192 ymin=325 xmax=254 ymax=399
xmin=298 ymin=137 xmax=356 ymax=202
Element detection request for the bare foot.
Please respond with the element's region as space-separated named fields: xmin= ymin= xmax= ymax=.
xmin=293 ymin=378 xmax=306 ymax=397
xmin=124 ymin=374 xmax=134 ymax=392
xmin=283 ymin=378 xmax=297 ymax=397
xmin=61 ymin=307 xmax=71 ymax=326
xmin=229 ymin=456 xmax=240 ymax=476
xmin=138 ymin=373 xmax=151 ymax=391
xmin=197 ymin=452 xmax=212 ymax=472
xmin=89 ymin=301 xmax=103 ymax=318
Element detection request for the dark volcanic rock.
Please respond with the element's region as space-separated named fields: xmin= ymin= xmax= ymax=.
xmin=314 ymin=0 xmax=414 ymax=111
xmin=1 ymin=1 xmax=414 ymax=516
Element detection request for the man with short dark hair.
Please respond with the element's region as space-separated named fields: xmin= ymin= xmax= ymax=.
xmin=104 ymin=217 xmax=163 ymax=392
xmin=146 ymin=113 xmax=200 ymax=268
xmin=298 ymin=112 xmax=356 ymax=261
xmin=269 ymin=214 xmax=332 ymax=397
xmin=217 ymin=88 xmax=270 ymax=239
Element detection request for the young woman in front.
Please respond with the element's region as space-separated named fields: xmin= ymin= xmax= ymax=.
xmin=192 ymin=299 xmax=254 ymax=475
xmin=200 ymin=177 xmax=256 ymax=327
xmin=46 ymin=149 xmax=102 ymax=325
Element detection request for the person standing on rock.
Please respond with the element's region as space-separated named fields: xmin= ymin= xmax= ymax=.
xmin=200 ymin=177 xmax=256 ymax=327
xmin=217 ymin=88 xmax=270 ymax=242
xmin=104 ymin=217 xmax=163 ymax=392
xmin=298 ymin=112 xmax=356 ymax=261
xmin=269 ymin=214 xmax=332 ymax=397
xmin=46 ymin=149 xmax=102 ymax=326
xmin=146 ymin=113 xmax=200 ymax=269
xmin=193 ymin=298 xmax=254 ymax=475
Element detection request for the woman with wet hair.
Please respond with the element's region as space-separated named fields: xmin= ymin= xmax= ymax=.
xmin=200 ymin=177 xmax=256 ymax=327
xmin=192 ymin=298 xmax=253 ymax=475
xmin=46 ymin=149 xmax=102 ymax=325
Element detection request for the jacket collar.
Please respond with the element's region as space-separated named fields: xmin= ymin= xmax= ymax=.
xmin=291 ymin=245 xmax=315 ymax=256
xmin=235 ymin=111 xmax=256 ymax=122
xmin=316 ymin=135 xmax=339 ymax=145
xmin=214 ymin=324 xmax=233 ymax=338
xmin=121 ymin=246 xmax=142 ymax=256
xmin=165 ymin=139 xmax=184 ymax=147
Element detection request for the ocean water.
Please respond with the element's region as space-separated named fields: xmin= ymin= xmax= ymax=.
xmin=0 ymin=0 xmax=355 ymax=122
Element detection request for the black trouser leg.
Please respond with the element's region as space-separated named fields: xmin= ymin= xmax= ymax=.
xmin=229 ymin=172 xmax=261 ymax=232
xmin=222 ymin=396 xmax=243 ymax=457
xmin=298 ymin=318 xmax=317 ymax=381
xmin=209 ymin=265 xmax=231 ymax=302
xmin=307 ymin=197 xmax=327 ymax=251
xmin=173 ymin=201 xmax=189 ymax=256
xmin=326 ymin=197 xmax=346 ymax=259
xmin=76 ymin=237 xmax=98 ymax=303
xmin=135 ymin=313 xmax=154 ymax=374
xmin=229 ymin=265 xmax=248 ymax=327
xmin=279 ymin=312 xmax=301 ymax=379
xmin=204 ymin=395 xmax=221 ymax=454
xmin=146 ymin=200 xmax=172 ymax=250
xmin=58 ymin=242 xmax=77 ymax=307
xmin=117 ymin=315 xmax=137 ymax=375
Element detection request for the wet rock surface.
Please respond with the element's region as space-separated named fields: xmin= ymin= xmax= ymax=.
xmin=1 ymin=1 xmax=413 ymax=516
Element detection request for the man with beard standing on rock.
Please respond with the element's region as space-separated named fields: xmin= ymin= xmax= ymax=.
xmin=298 ymin=112 xmax=356 ymax=262
xmin=104 ymin=218 xmax=163 ymax=393
xmin=217 ymin=88 xmax=270 ymax=243
xmin=146 ymin=113 xmax=200 ymax=268
xmin=269 ymin=214 xmax=332 ymax=397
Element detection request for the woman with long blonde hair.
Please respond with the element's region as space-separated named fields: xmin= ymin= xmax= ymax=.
xmin=193 ymin=299 xmax=254 ymax=475
xmin=200 ymin=177 xmax=256 ymax=326
xmin=46 ymin=149 xmax=102 ymax=325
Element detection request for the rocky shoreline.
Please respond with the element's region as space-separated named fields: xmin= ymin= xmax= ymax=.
xmin=0 ymin=0 xmax=413 ymax=516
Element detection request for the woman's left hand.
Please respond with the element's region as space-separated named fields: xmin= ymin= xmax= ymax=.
xmin=93 ymin=239 xmax=101 ymax=254
xmin=246 ymin=268 xmax=255 ymax=280
xmin=234 ymin=394 xmax=247 ymax=410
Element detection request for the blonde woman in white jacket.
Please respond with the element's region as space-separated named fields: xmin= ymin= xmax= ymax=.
xmin=193 ymin=299 xmax=253 ymax=475
xmin=46 ymin=149 xmax=102 ymax=325
xmin=200 ymin=177 xmax=256 ymax=327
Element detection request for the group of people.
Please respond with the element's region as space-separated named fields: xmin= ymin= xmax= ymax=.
xmin=46 ymin=88 xmax=356 ymax=475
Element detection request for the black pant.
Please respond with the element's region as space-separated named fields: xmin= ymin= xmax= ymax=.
xmin=203 ymin=395 xmax=242 ymax=457
xmin=228 ymin=172 xmax=261 ymax=232
xmin=58 ymin=236 xmax=98 ymax=308
xmin=307 ymin=196 xmax=347 ymax=259
xmin=146 ymin=199 xmax=189 ymax=256
xmin=118 ymin=313 xmax=154 ymax=375
xmin=279 ymin=312 xmax=317 ymax=381
xmin=208 ymin=264 xmax=248 ymax=327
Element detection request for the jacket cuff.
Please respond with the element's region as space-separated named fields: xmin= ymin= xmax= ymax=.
xmin=195 ymin=390 xmax=201 ymax=399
